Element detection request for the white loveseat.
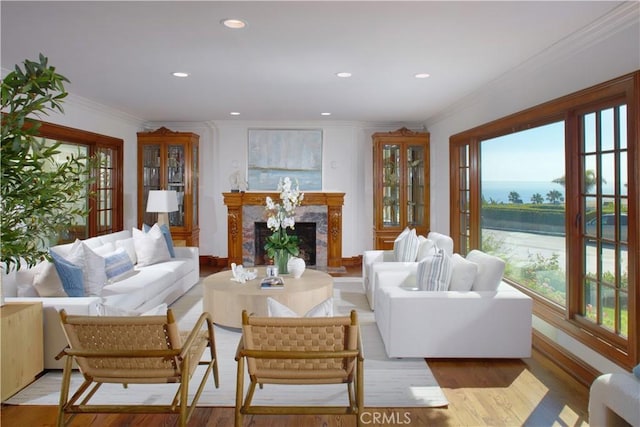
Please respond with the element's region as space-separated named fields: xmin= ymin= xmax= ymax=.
xmin=3 ymin=229 xmax=199 ymax=369
xmin=372 ymin=250 xmax=533 ymax=359
xmin=363 ymin=231 xmax=454 ymax=310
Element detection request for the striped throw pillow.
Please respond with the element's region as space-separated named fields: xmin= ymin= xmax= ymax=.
xmin=393 ymin=227 xmax=420 ymax=262
xmin=104 ymin=248 xmax=135 ymax=282
xmin=417 ymin=248 xmax=453 ymax=291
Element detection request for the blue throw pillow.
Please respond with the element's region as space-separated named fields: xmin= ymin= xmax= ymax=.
xmin=633 ymin=363 xmax=640 ymax=379
xmin=49 ymin=250 xmax=84 ymax=297
xmin=143 ymin=223 xmax=175 ymax=258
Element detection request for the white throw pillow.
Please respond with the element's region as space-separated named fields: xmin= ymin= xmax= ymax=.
xmin=267 ymin=297 xmax=334 ymax=317
xmin=426 ymin=232 xmax=454 ymax=256
xmin=32 ymin=260 xmax=67 ymax=297
xmin=416 ymin=236 xmax=436 ymax=261
xmin=393 ymin=227 xmax=420 ymax=262
xmin=132 ymin=224 xmax=171 ymax=267
xmin=18 ymin=283 xmax=40 ymax=297
xmin=115 ymin=238 xmax=137 ymax=265
xmin=416 ymin=248 xmax=453 ymax=291
xmin=449 ymin=254 xmax=478 ymax=291
xmin=466 ymin=250 xmax=505 ymax=291
xmin=82 ymin=243 xmax=112 ymax=296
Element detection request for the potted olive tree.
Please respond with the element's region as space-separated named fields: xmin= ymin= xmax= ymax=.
xmin=1 ymin=54 xmax=97 ymax=275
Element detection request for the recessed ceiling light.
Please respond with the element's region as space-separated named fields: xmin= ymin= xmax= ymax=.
xmin=171 ymin=72 xmax=190 ymax=78
xmin=414 ymin=73 xmax=431 ymax=79
xmin=222 ymin=18 xmax=247 ymax=29
xmin=336 ymin=72 xmax=352 ymax=78
xmin=321 ymin=112 xmax=332 ymax=116
xmin=230 ymin=112 xmax=241 ymax=116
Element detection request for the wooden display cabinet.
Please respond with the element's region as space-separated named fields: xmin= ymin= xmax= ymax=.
xmin=137 ymin=127 xmax=200 ymax=247
xmin=372 ymin=128 xmax=430 ymax=249
xmin=1 ymin=302 xmax=43 ymax=401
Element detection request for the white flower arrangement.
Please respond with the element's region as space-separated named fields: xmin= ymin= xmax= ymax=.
xmin=264 ymin=177 xmax=304 ymax=259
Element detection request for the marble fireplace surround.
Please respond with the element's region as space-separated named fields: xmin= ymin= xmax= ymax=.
xmin=223 ymin=192 xmax=344 ymax=268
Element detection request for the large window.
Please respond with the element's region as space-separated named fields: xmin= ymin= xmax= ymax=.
xmin=450 ymin=72 xmax=638 ymax=369
xmin=36 ymin=120 xmax=124 ymax=242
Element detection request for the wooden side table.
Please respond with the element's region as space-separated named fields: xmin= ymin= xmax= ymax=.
xmin=1 ymin=302 xmax=44 ymax=401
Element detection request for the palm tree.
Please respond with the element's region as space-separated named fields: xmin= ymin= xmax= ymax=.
xmin=531 ymin=193 xmax=544 ymax=204
xmin=546 ymin=190 xmax=564 ymax=204
xmin=508 ymin=191 xmax=523 ymax=204
xmin=552 ymin=170 xmax=605 ymax=193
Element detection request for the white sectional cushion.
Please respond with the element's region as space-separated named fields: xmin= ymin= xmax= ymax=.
xmin=416 ymin=237 xmax=436 ymax=261
xmin=32 ymin=260 xmax=67 ymax=297
xmin=267 ymin=297 xmax=334 ymax=317
xmin=97 ymin=302 xmax=168 ymax=316
xmin=393 ymin=227 xmax=419 ymax=262
xmin=416 ymin=248 xmax=453 ymax=291
xmin=426 ymin=231 xmax=454 ymax=256
xmin=449 ymin=254 xmax=478 ymax=291
xmin=132 ymin=224 xmax=171 ymax=267
xmin=466 ymin=250 xmax=505 ymax=291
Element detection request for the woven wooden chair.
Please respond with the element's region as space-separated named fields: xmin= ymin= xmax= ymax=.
xmin=234 ymin=309 xmax=364 ymax=427
xmin=55 ymin=309 xmax=219 ymax=427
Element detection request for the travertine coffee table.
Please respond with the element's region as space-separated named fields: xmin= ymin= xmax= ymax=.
xmin=202 ymin=267 xmax=333 ymax=328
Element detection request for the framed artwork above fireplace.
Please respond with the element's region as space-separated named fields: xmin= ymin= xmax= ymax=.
xmin=247 ymin=128 xmax=323 ymax=191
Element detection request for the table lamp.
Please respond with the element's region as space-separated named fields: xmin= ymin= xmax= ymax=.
xmin=146 ymin=190 xmax=179 ymax=226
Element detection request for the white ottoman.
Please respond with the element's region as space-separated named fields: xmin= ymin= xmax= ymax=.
xmin=589 ymin=372 xmax=640 ymax=426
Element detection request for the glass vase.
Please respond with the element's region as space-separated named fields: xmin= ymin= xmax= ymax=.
xmin=274 ymin=249 xmax=290 ymax=275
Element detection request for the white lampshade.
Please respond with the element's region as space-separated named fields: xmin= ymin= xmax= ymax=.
xmin=146 ymin=190 xmax=179 ymax=213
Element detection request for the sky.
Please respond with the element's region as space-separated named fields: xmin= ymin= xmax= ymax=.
xmin=481 ymin=121 xmax=565 ymax=182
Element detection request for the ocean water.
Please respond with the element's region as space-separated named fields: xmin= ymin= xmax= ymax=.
xmin=482 ymin=181 xmax=566 ymax=204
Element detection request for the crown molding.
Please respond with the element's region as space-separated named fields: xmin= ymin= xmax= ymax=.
xmin=425 ymin=1 xmax=639 ymax=128
xmin=66 ymin=93 xmax=144 ymax=127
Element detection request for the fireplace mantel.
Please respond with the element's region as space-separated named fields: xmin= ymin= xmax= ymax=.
xmin=223 ymin=192 xmax=345 ymax=268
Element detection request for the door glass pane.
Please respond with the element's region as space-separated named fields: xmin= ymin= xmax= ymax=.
xmin=480 ymin=121 xmax=566 ymax=305
xmin=406 ymin=145 xmax=425 ymax=226
xmin=382 ymin=144 xmax=400 ymax=227
xmin=580 ymin=103 xmax=628 ymax=338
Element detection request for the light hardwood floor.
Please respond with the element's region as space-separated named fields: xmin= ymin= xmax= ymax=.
xmin=0 ymin=265 xmax=591 ymax=426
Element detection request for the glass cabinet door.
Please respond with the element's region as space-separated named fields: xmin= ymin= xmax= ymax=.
xmin=406 ymin=145 xmax=426 ymax=226
xmin=382 ymin=144 xmax=401 ymax=227
xmin=167 ymin=144 xmax=185 ymax=226
xmin=192 ymin=144 xmax=199 ymax=227
xmin=142 ymin=144 xmax=161 ymax=226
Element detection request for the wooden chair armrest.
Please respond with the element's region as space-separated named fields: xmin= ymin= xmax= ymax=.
xmin=62 ymin=348 xmax=181 ymax=358
xmin=179 ymin=312 xmax=214 ymax=359
xmin=235 ymin=339 xmax=245 ymax=361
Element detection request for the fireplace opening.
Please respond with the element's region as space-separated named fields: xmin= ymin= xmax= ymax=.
xmin=254 ymin=222 xmax=317 ymax=266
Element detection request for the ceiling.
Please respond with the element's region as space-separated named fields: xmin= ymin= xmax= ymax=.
xmin=0 ymin=1 xmax=626 ymax=123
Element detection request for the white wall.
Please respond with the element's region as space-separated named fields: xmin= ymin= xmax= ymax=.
xmin=424 ymin=9 xmax=639 ymax=375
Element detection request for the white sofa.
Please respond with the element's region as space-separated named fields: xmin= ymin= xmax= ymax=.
xmin=589 ymin=372 xmax=640 ymax=426
xmin=2 ymin=229 xmax=199 ymax=369
xmin=363 ymin=231 xmax=454 ymax=310
xmin=372 ymin=251 xmax=533 ymax=359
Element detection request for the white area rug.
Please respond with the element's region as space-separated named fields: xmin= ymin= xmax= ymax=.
xmin=6 ymin=278 xmax=448 ymax=408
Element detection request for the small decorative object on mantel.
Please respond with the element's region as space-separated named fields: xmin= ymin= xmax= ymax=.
xmin=287 ymin=256 xmax=306 ymax=278
xmin=229 ymin=170 xmax=248 ymax=193
xmin=230 ymin=263 xmax=258 ymax=284
xmin=264 ymin=177 xmax=304 ymax=274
